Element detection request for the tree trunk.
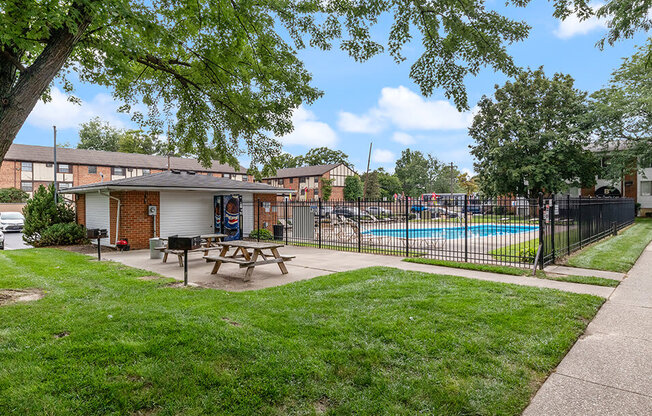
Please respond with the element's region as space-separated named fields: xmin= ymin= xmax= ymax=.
xmin=0 ymin=12 xmax=92 ymax=164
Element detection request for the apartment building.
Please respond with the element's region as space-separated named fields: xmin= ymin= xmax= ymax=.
xmin=263 ymin=163 xmax=356 ymax=200
xmin=0 ymin=144 xmax=252 ymax=196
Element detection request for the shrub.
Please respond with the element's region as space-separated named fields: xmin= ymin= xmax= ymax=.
xmin=0 ymin=187 xmax=29 ymax=203
xmin=518 ymin=246 xmax=537 ymax=263
xmin=37 ymin=223 xmax=88 ymax=247
xmin=23 ymin=184 xmax=76 ymax=245
xmin=249 ymin=228 xmax=273 ymax=240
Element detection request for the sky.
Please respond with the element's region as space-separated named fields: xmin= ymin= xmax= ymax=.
xmin=15 ymin=2 xmax=648 ymax=175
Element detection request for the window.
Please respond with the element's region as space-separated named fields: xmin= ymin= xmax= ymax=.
xmin=241 ymin=175 xmax=247 ymax=181
xmin=289 ymin=178 xmax=293 ymax=183
xmin=21 ymin=181 xmax=32 ymax=192
xmin=58 ymin=183 xmax=72 ymax=190
xmin=21 ymin=162 xmax=32 ymax=172
xmin=112 ymin=167 xmax=125 ymax=176
xmin=142 ymin=169 xmax=151 ymax=175
xmin=88 ymin=166 xmax=97 ymax=174
xmin=641 ymin=181 xmax=652 ymax=196
xmin=224 ymin=173 xmax=231 ymax=179
xmin=58 ymin=164 xmax=71 ymax=173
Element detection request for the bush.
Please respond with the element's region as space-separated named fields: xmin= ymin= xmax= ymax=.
xmin=518 ymin=246 xmax=537 ymax=263
xmin=249 ymin=229 xmax=273 ymax=240
xmin=37 ymin=223 xmax=88 ymax=247
xmin=0 ymin=187 xmax=29 ymax=203
xmin=23 ymin=184 xmax=76 ymax=246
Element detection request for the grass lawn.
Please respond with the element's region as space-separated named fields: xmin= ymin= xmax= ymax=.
xmin=403 ymin=258 xmax=619 ymax=287
xmin=0 ymin=249 xmax=603 ymax=415
xmin=566 ymin=218 xmax=652 ymax=272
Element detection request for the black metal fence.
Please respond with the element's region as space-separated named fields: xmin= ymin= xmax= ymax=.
xmin=247 ymin=195 xmax=634 ymax=268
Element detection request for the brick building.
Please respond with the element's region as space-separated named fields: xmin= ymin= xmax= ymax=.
xmin=63 ymin=171 xmax=293 ymax=250
xmin=262 ymin=163 xmax=356 ymax=200
xmin=0 ymin=144 xmax=253 ymax=197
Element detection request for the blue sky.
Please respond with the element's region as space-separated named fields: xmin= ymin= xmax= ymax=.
xmin=15 ymin=2 xmax=648 ymax=174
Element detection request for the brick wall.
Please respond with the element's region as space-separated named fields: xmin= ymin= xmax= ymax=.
xmin=0 ymin=203 xmax=26 ymax=213
xmin=0 ymin=160 xmax=19 ymax=189
xmin=76 ymin=194 xmax=86 ymax=226
xmin=108 ymin=191 xmax=161 ymax=250
xmin=253 ymin=193 xmax=279 ymax=232
xmin=73 ymin=165 xmax=111 ymax=187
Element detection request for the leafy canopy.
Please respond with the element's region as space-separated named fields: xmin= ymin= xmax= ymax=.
xmin=22 ymin=184 xmax=77 ymax=246
xmin=78 ymin=118 xmax=169 ymax=155
xmin=0 ymin=187 xmax=28 ymax=203
xmin=469 ymin=68 xmax=599 ymax=197
xmin=343 ymin=175 xmax=363 ymax=201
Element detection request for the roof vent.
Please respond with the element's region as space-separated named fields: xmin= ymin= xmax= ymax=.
xmin=171 ymin=169 xmax=181 ymax=174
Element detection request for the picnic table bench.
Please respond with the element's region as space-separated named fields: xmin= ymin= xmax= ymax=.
xmin=204 ymin=240 xmax=295 ymax=281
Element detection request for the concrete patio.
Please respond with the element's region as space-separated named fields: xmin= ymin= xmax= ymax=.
xmin=101 ymin=244 xmax=614 ymax=296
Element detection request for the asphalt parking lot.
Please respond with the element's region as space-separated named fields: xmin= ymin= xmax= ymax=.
xmin=2 ymin=232 xmax=32 ymax=250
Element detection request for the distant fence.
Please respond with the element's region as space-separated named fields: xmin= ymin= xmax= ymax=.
xmin=247 ymin=195 xmax=635 ymax=268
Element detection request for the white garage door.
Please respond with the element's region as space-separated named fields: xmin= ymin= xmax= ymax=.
xmin=160 ymin=191 xmax=215 ymax=238
xmin=85 ymin=193 xmax=111 ymax=245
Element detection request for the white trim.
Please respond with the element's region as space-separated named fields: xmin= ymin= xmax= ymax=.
xmin=64 ymin=186 xmax=294 ymax=194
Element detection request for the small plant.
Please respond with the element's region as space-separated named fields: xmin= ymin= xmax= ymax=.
xmin=518 ymin=247 xmax=537 ymax=263
xmin=249 ymin=228 xmax=273 ymax=240
xmin=0 ymin=187 xmax=29 ymax=203
xmin=38 ymin=223 xmax=88 ymax=247
xmin=22 ymin=184 xmax=76 ymax=246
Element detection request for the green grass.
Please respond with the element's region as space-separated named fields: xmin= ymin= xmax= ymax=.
xmin=566 ymin=218 xmax=652 ymax=272
xmin=0 ymin=249 xmax=603 ymax=415
xmin=403 ymin=257 xmax=618 ymax=287
xmin=403 ymin=257 xmax=531 ymax=276
xmin=289 ymin=240 xmax=425 ymax=257
xmin=489 ymin=239 xmax=539 ymax=263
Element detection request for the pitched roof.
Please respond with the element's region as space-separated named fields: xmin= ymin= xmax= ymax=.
xmin=61 ymin=171 xmax=293 ymax=194
xmin=4 ymin=144 xmax=247 ymax=173
xmin=263 ymin=163 xmax=345 ymax=179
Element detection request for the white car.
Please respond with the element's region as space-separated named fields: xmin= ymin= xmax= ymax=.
xmin=0 ymin=212 xmax=25 ymax=232
xmin=0 ymin=230 xmax=4 ymax=250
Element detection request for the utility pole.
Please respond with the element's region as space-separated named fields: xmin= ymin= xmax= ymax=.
xmin=53 ymin=125 xmax=58 ymax=204
xmin=362 ymin=141 xmax=372 ymax=198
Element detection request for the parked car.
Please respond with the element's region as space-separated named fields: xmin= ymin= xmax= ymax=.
xmin=0 ymin=212 xmax=25 ymax=232
xmin=430 ymin=207 xmax=459 ymax=218
xmin=0 ymin=230 xmax=4 ymax=250
xmin=366 ymin=206 xmax=392 ymax=216
xmin=310 ymin=206 xmax=334 ymax=217
xmin=332 ymin=206 xmax=363 ymax=218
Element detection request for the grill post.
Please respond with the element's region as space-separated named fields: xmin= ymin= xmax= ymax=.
xmin=538 ymin=192 xmax=545 ymax=269
xmin=183 ymin=249 xmax=188 ymax=286
xmin=357 ymin=197 xmax=361 ymax=253
xmin=318 ymin=198 xmax=322 ymax=249
xmin=464 ymin=194 xmax=468 ymax=262
xmin=551 ymin=194 xmax=556 ymax=264
xmin=405 ymin=196 xmax=409 ymax=257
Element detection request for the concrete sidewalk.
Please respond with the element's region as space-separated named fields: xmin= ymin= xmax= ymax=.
xmin=524 ymin=242 xmax=652 ymax=415
xmin=102 ymin=245 xmax=614 ymax=297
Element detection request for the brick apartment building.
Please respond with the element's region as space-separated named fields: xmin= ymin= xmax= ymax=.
xmin=0 ymin=144 xmax=253 ymax=197
xmin=262 ymin=163 xmax=356 ymax=200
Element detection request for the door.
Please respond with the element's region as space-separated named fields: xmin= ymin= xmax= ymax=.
xmin=160 ymin=192 xmax=214 ymax=238
xmin=85 ymin=193 xmax=110 ymax=245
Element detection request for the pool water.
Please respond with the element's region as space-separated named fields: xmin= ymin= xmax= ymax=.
xmin=365 ymin=224 xmax=538 ymax=239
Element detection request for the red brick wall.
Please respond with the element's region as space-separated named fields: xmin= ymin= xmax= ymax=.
xmin=253 ymin=193 xmax=279 ymax=232
xmin=330 ymin=186 xmax=345 ymax=201
xmin=0 ymin=160 xmax=19 ymax=189
xmin=73 ymin=165 xmax=111 ymax=187
xmin=108 ymin=191 xmax=161 ymax=250
xmin=76 ymin=194 xmax=86 ymax=226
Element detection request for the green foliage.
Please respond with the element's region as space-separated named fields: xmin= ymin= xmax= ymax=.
xmin=470 ymin=68 xmax=599 ymax=197
xmin=78 ymin=118 xmax=168 ymax=155
xmin=22 ymin=184 xmax=76 ymax=246
xmin=0 ymin=187 xmax=28 ymax=203
xmin=249 ymin=228 xmax=273 ymax=240
xmin=394 ymin=150 xmax=461 ymax=196
xmin=589 ymin=41 xmax=651 ymax=181
xmin=362 ymin=171 xmax=381 ymax=199
xmin=457 ymin=173 xmax=479 ymax=195
xmin=343 ymin=175 xmax=363 ymax=201
xmin=320 ymin=178 xmax=334 ymax=201
xmin=518 ymin=247 xmax=538 ymax=264
xmin=376 ymin=168 xmax=403 ymax=199
xmin=299 ymin=147 xmax=350 ymax=167
xmin=37 ymin=223 xmax=87 ymax=247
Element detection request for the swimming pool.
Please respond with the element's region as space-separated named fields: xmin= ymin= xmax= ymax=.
xmin=364 ymin=224 xmax=538 ymax=239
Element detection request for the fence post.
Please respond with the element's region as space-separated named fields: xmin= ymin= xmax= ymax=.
xmin=578 ymin=195 xmax=582 ymax=249
xmin=405 ymin=196 xmax=409 ymax=257
xmin=284 ymin=198 xmax=288 ymax=246
xmin=318 ymin=198 xmax=322 ymax=249
xmin=464 ymin=194 xmax=468 ymax=262
xmin=538 ymin=192 xmax=545 ymax=269
xmin=256 ymin=199 xmax=261 ymax=242
xmin=357 ymin=197 xmax=361 ymax=253
xmin=551 ymin=194 xmax=556 ymax=264
xmin=567 ymin=194 xmax=571 ymax=256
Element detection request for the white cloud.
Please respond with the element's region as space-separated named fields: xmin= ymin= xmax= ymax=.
xmin=554 ymin=3 xmax=607 ymax=39
xmin=337 ymin=111 xmax=384 ymax=133
xmin=392 ymin=131 xmax=415 ymax=145
xmin=337 ymin=86 xmax=474 ymax=135
xmin=372 ymin=148 xmax=395 ymax=164
xmin=27 ymin=87 xmax=130 ymax=130
xmin=279 ymin=106 xmax=338 ymax=147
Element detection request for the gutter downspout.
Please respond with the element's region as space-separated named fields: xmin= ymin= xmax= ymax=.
xmin=101 ymin=191 xmax=121 ymax=246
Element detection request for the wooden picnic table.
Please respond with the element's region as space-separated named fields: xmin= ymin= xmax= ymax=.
xmin=204 ymin=240 xmax=294 ymax=281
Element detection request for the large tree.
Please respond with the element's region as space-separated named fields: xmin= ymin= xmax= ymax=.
xmin=589 ymin=40 xmax=651 ymax=181
xmin=375 ymin=168 xmax=403 ymax=199
xmin=77 ymin=118 xmax=121 ymax=152
xmin=395 ymin=149 xmax=430 ymax=197
xmin=469 ymin=68 xmax=599 ymax=197
xmin=299 ymin=147 xmax=350 ymax=167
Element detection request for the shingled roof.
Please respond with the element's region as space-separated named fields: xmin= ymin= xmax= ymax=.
xmin=62 ymin=171 xmax=293 ymax=194
xmin=4 ymin=144 xmax=247 ymax=173
xmin=262 ymin=163 xmax=344 ymax=179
